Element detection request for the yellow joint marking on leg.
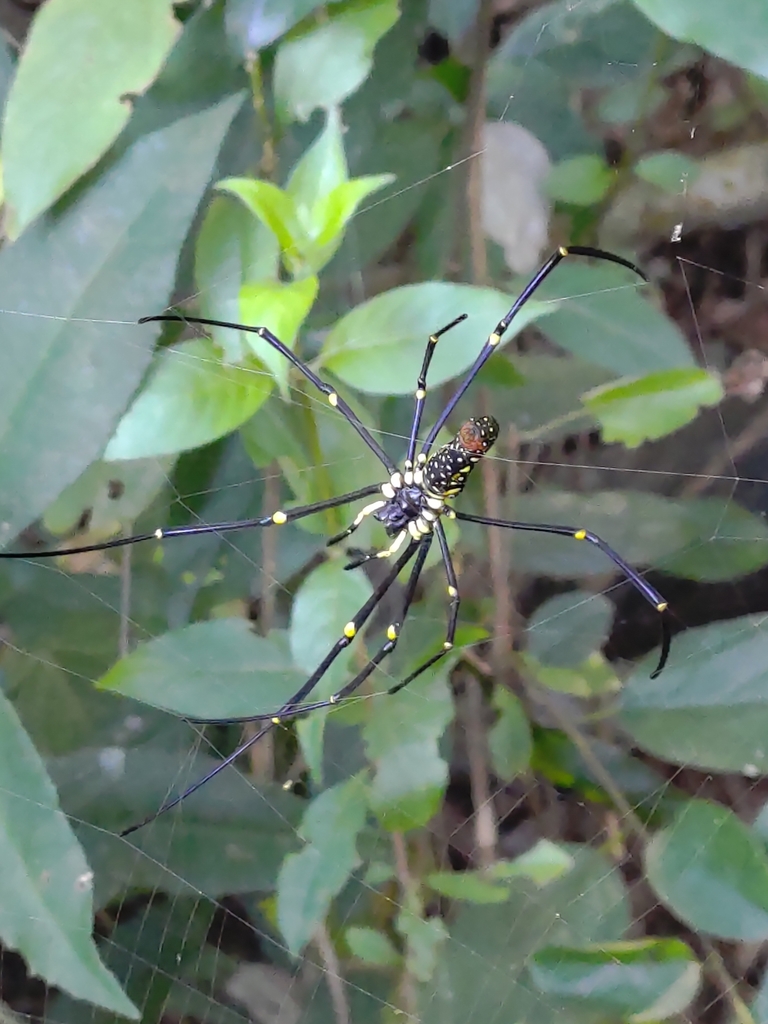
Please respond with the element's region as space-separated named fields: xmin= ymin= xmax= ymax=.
xmin=574 ymin=528 xmax=587 ymax=540
xmin=447 ymin=585 xmax=458 ymax=598
xmin=445 ymin=508 xmax=456 ymax=519
xmin=272 ymin=510 xmax=288 ymax=525
xmin=271 ymin=717 xmax=281 ymax=725
xmin=443 ymin=641 xmax=454 ymax=650
xmin=489 ymin=332 xmax=501 ymax=347
xmin=329 ymin=694 xmax=338 ymax=704
xmin=559 ymin=245 xmax=569 ymax=256
xmin=391 ymin=472 xmax=403 ymax=488
xmin=381 ymin=482 xmax=395 ymax=499
xmin=429 ymin=334 xmax=438 ymax=345
xmin=417 ymin=453 xmax=427 ymax=464
xmin=328 ymin=391 xmax=339 ymax=407
xmin=344 ymin=621 xmax=356 ymax=638
xmin=656 ymin=601 xmax=668 ymax=612
xmin=154 ymin=528 xmax=164 ymax=539
xmin=416 ymin=388 xmax=426 ymax=400
xmin=387 ymin=624 xmax=398 ymax=641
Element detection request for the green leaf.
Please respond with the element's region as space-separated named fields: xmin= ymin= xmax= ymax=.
xmin=304 ymin=175 xmax=395 ymax=273
xmin=527 ymin=591 xmax=613 ymax=667
xmin=547 ymin=154 xmax=614 ymax=205
xmin=105 ymin=338 xmax=274 ymax=460
xmin=225 ymin=0 xmax=326 ymax=53
xmin=583 ymin=368 xmax=723 ymax=447
xmin=277 ymin=777 xmax=368 ymax=955
xmin=537 ymin=263 xmax=693 ymax=375
xmin=2 ymin=0 xmax=178 ymax=233
xmin=529 ymin=939 xmax=700 ymax=1019
xmin=98 ymin=620 xmax=305 ymax=720
xmin=53 ymin=747 xmax=304 ymax=900
xmin=195 ymin=194 xmax=280 ymax=363
xmin=634 ymin=150 xmax=701 ymax=193
xmin=0 ymin=689 xmax=138 ymax=1017
xmin=620 ymin=616 xmax=768 ymax=774
xmin=239 ymin=276 xmax=319 ymax=394
xmin=274 ymin=0 xmax=400 ymax=121
xmin=487 ymin=840 xmax=575 ymax=887
xmin=631 ymin=0 xmax=768 ymax=81
xmin=323 ymin=282 xmax=549 ymax=395
xmin=290 ymin=560 xmax=374 ymax=777
xmin=419 ymin=846 xmax=630 ymax=1024
xmin=488 ymin=688 xmax=532 ymax=780
xmin=502 ymin=490 xmax=768 ymax=583
xmin=645 ymin=800 xmax=768 ymax=940
xmin=218 ymin=177 xmax=306 ymax=268
xmin=0 ymin=98 xmax=242 ymax=546
xmin=345 ymin=925 xmax=400 ymax=966
xmin=365 ymin=662 xmax=454 ymax=832
xmin=427 ymin=871 xmax=512 ymax=904
xmin=286 ymin=106 xmax=350 ymax=211
xmin=397 ymin=909 xmax=449 ymax=983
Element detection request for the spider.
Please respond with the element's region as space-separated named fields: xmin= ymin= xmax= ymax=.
xmin=0 ymin=245 xmax=671 ymax=835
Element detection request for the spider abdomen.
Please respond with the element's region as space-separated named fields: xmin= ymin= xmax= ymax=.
xmin=422 ymin=415 xmax=499 ymax=498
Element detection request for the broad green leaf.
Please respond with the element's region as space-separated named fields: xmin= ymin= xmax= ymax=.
xmin=530 ymin=940 xmax=700 ymax=1019
xmin=0 ymin=689 xmax=137 ymax=1017
xmin=583 ymin=368 xmax=723 ymax=447
xmin=274 ymin=0 xmax=400 ymax=121
xmin=290 ymin=560 xmax=374 ymax=777
xmin=286 ymin=106 xmax=349 ymax=212
xmin=217 ymin=177 xmax=306 ymax=269
xmin=488 ymin=688 xmax=532 ymax=780
xmin=365 ymin=661 xmax=454 ymax=832
xmin=427 ymin=871 xmax=512 ymax=904
xmin=524 ymin=655 xmax=618 ymax=698
xmin=303 ymin=175 xmax=395 ymax=272
xmin=487 ymin=840 xmax=575 ymax=887
xmin=631 ymin=0 xmax=768 ymax=81
xmin=420 ymin=846 xmax=630 ymax=1024
xmin=42 ymin=457 xmax=171 ymax=538
xmin=537 ymin=263 xmax=693 ymax=375
xmin=646 ymin=800 xmax=768 ymax=940
xmin=277 ymin=777 xmax=368 ymax=954
xmin=225 ymin=0 xmax=326 ymax=53
xmin=634 ymin=150 xmax=701 ymax=193
xmin=397 ymin=909 xmax=449 ymax=983
xmin=53 ymin=747 xmax=304 ymax=900
xmin=2 ymin=0 xmax=178 ymax=233
xmin=105 ymin=338 xmax=274 ymax=460
xmin=98 ymin=621 xmax=305 ymax=720
xmin=547 ymin=154 xmax=614 ymax=205
xmin=620 ymin=616 xmax=768 ymax=773
xmin=0 ymin=98 xmax=242 ymax=545
xmin=345 ymin=926 xmax=400 ymax=966
xmin=501 ymin=490 xmax=768 ymax=582
xmin=195 ymin=194 xmax=280 ymax=363
xmin=239 ymin=275 xmax=319 ymax=394
xmin=323 ymin=282 xmax=549 ymax=395
xmin=527 ymin=591 xmax=613 ymax=667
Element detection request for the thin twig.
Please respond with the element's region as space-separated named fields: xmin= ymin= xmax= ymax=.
xmin=392 ymin=832 xmax=419 ymax=1021
xmin=118 ymin=542 xmax=132 ymax=658
xmin=314 ymin=923 xmax=350 ymax=1024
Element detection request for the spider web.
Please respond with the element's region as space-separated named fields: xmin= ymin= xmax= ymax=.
xmin=1 ymin=2 xmax=767 ymax=1023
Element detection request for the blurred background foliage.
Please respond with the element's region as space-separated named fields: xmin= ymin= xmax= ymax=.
xmin=2 ymin=0 xmax=768 ymax=1022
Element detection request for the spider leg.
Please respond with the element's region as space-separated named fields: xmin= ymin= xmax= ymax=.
xmin=454 ymin=510 xmax=671 ymax=677
xmin=389 ymin=520 xmax=459 ymax=694
xmin=343 ymin=527 xmax=410 ymax=570
xmin=120 ymin=538 xmax=421 ymax=837
xmin=421 ymin=246 xmax=646 ymax=455
xmin=0 ymin=484 xmax=382 ymax=559
xmin=405 ymin=313 xmax=468 ymax=467
xmin=140 ymin=314 xmax=398 ymax=474
xmin=327 ymin=499 xmax=387 ymax=547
